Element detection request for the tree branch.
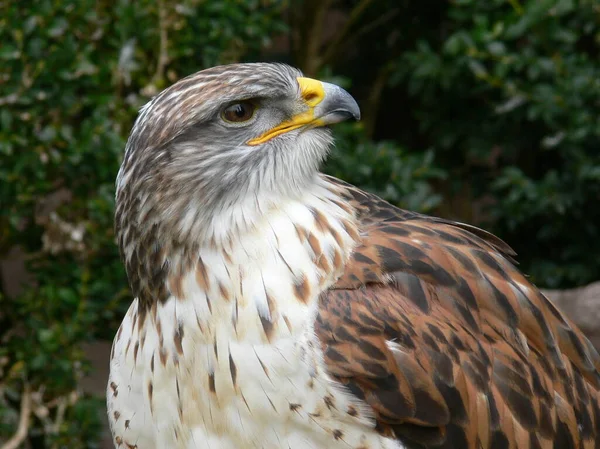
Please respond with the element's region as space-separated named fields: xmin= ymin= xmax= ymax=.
xmin=362 ymin=62 xmax=393 ymax=138
xmin=152 ymin=0 xmax=169 ymax=83
xmin=2 ymin=383 xmax=32 ymax=449
xmin=345 ymin=8 xmax=400 ymax=50
xmin=142 ymin=0 xmax=170 ymax=96
xmin=320 ymin=0 xmax=374 ymax=67
xmin=295 ymin=0 xmax=334 ymax=76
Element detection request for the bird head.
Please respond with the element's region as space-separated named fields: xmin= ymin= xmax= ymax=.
xmin=115 ymin=63 xmax=360 ymax=255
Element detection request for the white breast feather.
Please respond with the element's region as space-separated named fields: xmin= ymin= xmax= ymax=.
xmin=108 ymin=185 xmax=405 ymax=449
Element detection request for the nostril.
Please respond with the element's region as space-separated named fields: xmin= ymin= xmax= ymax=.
xmin=304 ymin=92 xmax=319 ymax=102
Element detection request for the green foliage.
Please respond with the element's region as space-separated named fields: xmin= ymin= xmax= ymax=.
xmin=327 ymin=123 xmax=445 ymax=213
xmin=1 ymin=0 xmax=598 ymax=446
xmin=390 ymin=0 xmax=600 ymax=287
xmin=1 ymin=0 xmax=287 ymax=446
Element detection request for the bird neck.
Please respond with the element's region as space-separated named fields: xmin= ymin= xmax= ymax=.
xmin=120 ymin=176 xmax=360 ymax=343
xmin=161 ymin=177 xmax=360 ymax=344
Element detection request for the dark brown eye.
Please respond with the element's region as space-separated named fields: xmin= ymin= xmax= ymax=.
xmin=222 ymin=101 xmax=256 ymax=123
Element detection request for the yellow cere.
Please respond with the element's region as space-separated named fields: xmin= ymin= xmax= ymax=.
xmin=247 ymin=77 xmax=326 ymax=146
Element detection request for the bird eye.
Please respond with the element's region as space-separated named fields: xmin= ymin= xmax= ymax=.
xmin=222 ymin=101 xmax=256 ymax=123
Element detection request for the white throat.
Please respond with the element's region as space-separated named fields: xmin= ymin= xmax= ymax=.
xmin=172 ymin=177 xmax=358 ymax=343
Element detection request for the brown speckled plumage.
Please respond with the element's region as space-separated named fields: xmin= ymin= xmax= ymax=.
xmin=316 ymin=176 xmax=600 ymax=449
xmin=109 ymin=63 xmax=600 ymax=449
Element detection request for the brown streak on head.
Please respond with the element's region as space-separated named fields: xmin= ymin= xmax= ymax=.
xmin=219 ymin=281 xmax=231 ymax=301
xmin=324 ymin=394 xmax=337 ymax=410
xmin=137 ymin=306 xmax=147 ymax=331
xmin=295 ymin=225 xmax=308 ymax=243
xmin=231 ymin=391 xmax=248 ymax=417
xmin=333 ymin=249 xmax=344 ymax=272
xmin=255 ymin=352 xmax=271 ymax=382
xmin=266 ymin=291 xmax=276 ymax=317
xmin=317 ymin=254 xmax=332 ymax=275
xmin=147 ymin=381 xmax=153 ymax=413
xmin=196 ymin=257 xmax=211 ymax=291
xmin=342 ymin=219 xmax=361 ymax=243
xmin=311 ymin=208 xmax=329 ymax=233
xmin=169 ymin=274 xmax=184 ymax=299
xmin=229 ymin=352 xmax=237 ymax=388
xmin=151 ymin=301 xmax=158 ymax=319
xmin=333 ymin=198 xmax=354 ymax=215
xmin=156 ymin=318 xmax=162 ymax=339
xmin=290 ymin=403 xmax=302 ymax=412
xmin=276 ymin=248 xmax=294 ymax=275
xmin=294 ymin=274 xmax=312 ymax=304
xmin=330 ymin=227 xmax=344 ymax=247
xmin=206 ymin=294 xmax=213 ymax=313
xmin=174 ymin=322 xmax=184 ymax=355
xmin=176 ymin=378 xmax=183 ymax=418
xmin=260 ymin=292 xmax=277 ymax=342
xmin=208 ymin=372 xmax=216 ymax=393
xmin=260 ymin=315 xmax=275 ymax=342
xmin=308 ymin=232 xmax=322 ymax=256
xmin=265 ymin=393 xmax=278 ymax=412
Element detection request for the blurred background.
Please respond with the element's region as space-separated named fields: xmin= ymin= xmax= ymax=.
xmin=1 ymin=0 xmax=599 ymax=447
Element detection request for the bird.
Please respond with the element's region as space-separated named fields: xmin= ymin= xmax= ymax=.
xmin=108 ymin=62 xmax=600 ymax=449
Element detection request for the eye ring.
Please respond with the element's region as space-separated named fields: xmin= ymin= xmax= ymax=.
xmin=221 ymin=101 xmax=256 ymax=123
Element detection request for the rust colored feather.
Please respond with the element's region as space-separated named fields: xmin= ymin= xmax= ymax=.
xmin=317 ymin=176 xmax=600 ymax=449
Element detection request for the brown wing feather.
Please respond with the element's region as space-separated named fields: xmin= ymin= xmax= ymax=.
xmin=317 ymin=177 xmax=600 ymax=449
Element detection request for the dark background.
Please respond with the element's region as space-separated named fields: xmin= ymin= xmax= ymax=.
xmin=1 ymin=0 xmax=599 ymax=447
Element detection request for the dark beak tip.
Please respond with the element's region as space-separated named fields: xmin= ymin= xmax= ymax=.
xmin=343 ymin=99 xmax=361 ymax=122
xmin=316 ymin=83 xmax=361 ymax=125
xmin=345 ymin=107 xmax=361 ymax=122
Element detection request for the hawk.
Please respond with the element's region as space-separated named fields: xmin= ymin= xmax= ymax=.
xmin=108 ymin=63 xmax=600 ymax=449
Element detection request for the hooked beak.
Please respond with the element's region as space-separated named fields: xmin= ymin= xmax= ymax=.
xmin=247 ymin=77 xmax=361 ymax=146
